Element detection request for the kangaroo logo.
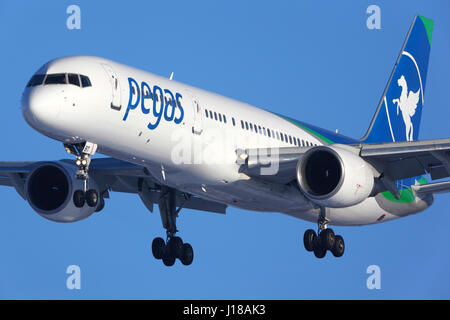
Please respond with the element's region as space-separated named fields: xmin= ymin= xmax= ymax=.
xmin=392 ymin=75 xmax=420 ymax=141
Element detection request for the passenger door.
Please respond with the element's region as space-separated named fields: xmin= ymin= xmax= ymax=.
xmin=101 ymin=64 xmax=122 ymax=111
xmin=185 ymin=90 xmax=203 ymax=135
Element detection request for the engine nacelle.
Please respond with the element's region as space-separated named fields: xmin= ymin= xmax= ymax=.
xmin=25 ymin=161 xmax=99 ymax=222
xmin=296 ymin=144 xmax=375 ymax=208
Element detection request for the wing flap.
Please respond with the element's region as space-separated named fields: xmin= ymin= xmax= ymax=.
xmin=236 ymin=146 xmax=308 ymax=183
xmin=358 ymin=138 xmax=450 ymax=181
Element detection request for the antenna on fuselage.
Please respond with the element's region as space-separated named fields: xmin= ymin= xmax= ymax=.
xmin=169 ymin=72 xmax=174 ymax=80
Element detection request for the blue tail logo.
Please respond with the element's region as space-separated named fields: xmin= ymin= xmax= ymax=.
xmin=362 ymin=15 xmax=433 ymax=143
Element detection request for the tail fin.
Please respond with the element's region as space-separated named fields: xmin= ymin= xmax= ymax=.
xmin=361 ymin=15 xmax=433 ymax=143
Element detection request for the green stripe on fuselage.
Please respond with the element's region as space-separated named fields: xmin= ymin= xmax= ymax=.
xmin=275 ymin=114 xmax=334 ymax=145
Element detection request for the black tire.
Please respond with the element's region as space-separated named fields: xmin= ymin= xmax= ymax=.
xmin=303 ymin=229 xmax=317 ymax=252
xmin=331 ymin=235 xmax=345 ymax=257
xmin=73 ymin=190 xmax=85 ymax=208
xmin=85 ymin=189 xmax=99 ymax=208
xmin=320 ymin=228 xmax=335 ymax=251
xmin=180 ymin=243 xmax=194 ymax=266
xmin=162 ymin=250 xmax=176 ymax=267
xmin=168 ymin=236 xmax=183 ymax=258
xmin=313 ymin=242 xmax=327 ymax=259
xmin=95 ymin=197 xmax=105 ymax=212
xmin=152 ymin=237 xmax=165 ymax=260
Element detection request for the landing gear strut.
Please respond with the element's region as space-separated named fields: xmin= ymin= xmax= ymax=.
xmin=151 ymin=186 xmax=194 ymax=266
xmin=303 ymin=207 xmax=345 ymax=258
xmin=64 ymin=142 xmax=99 ymax=209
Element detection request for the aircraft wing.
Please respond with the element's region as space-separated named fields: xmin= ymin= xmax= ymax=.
xmin=0 ymin=158 xmax=227 ymax=214
xmin=236 ymin=138 xmax=450 ymax=195
xmin=357 ymin=137 xmax=450 ymax=181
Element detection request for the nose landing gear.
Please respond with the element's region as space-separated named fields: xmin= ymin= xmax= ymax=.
xmin=64 ymin=142 xmax=99 ymax=209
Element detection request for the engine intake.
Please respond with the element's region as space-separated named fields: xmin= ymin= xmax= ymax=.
xmin=297 ymin=145 xmax=375 ymax=208
xmin=27 ymin=165 xmax=70 ymax=212
xmin=25 ymin=161 xmax=99 ymax=222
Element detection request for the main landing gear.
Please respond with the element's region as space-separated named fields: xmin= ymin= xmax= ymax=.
xmin=151 ymin=187 xmax=194 ymax=267
xmin=64 ymin=142 xmax=100 ymax=210
xmin=303 ymin=208 xmax=345 ymax=259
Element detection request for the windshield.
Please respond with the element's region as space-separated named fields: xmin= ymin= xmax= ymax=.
xmin=26 ymin=73 xmax=92 ymax=88
xmin=45 ymin=73 xmax=67 ymax=84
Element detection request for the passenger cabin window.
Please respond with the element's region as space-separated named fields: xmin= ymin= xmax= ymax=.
xmin=45 ymin=73 xmax=67 ymax=85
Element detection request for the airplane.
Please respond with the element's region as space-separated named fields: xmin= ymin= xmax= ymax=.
xmin=1 ymin=14 xmax=449 ymax=266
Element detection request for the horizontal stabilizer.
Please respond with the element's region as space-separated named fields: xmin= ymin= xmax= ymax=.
xmin=412 ymin=180 xmax=450 ymax=195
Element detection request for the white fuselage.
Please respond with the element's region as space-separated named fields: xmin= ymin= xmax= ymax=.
xmin=21 ymin=56 xmax=430 ymax=226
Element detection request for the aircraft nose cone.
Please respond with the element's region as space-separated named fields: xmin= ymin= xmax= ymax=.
xmin=22 ymin=87 xmax=61 ymax=130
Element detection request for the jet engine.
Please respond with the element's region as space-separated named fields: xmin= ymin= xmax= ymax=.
xmin=296 ymin=145 xmax=375 ymax=208
xmin=25 ymin=161 xmax=100 ymax=222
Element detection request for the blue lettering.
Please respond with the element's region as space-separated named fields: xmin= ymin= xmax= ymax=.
xmin=164 ymin=89 xmax=175 ymax=121
xmin=148 ymin=85 xmax=164 ymax=130
xmin=123 ymin=77 xmax=185 ymax=130
xmin=174 ymin=92 xmax=184 ymax=124
xmin=123 ymin=77 xmax=140 ymax=121
xmin=141 ymin=81 xmax=152 ymax=114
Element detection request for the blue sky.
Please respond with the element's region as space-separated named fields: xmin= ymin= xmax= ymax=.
xmin=0 ymin=0 xmax=450 ymax=299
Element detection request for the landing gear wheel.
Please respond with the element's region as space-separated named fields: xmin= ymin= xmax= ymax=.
xmin=331 ymin=235 xmax=345 ymax=257
xmin=162 ymin=248 xmax=176 ymax=267
xmin=95 ymin=197 xmax=105 ymax=212
xmin=85 ymin=189 xmax=99 ymax=208
xmin=313 ymin=241 xmax=327 ymax=259
xmin=320 ymin=228 xmax=335 ymax=251
xmin=73 ymin=190 xmax=85 ymax=208
xmin=168 ymin=236 xmax=183 ymax=258
xmin=152 ymin=237 xmax=165 ymax=260
xmin=303 ymin=229 xmax=317 ymax=252
xmin=180 ymin=243 xmax=194 ymax=266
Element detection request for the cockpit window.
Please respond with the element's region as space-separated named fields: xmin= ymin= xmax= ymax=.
xmin=27 ymin=74 xmax=45 ymax=87
xmin=26 ymin=73 xmax=91 ymax=88
xmin=80 ymin=75 xmax=92 ymax=88
xmin=45 ymin=73 xmax=67 ymax=85
xmin=68 ymin=73 xmax=80 ymax=87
